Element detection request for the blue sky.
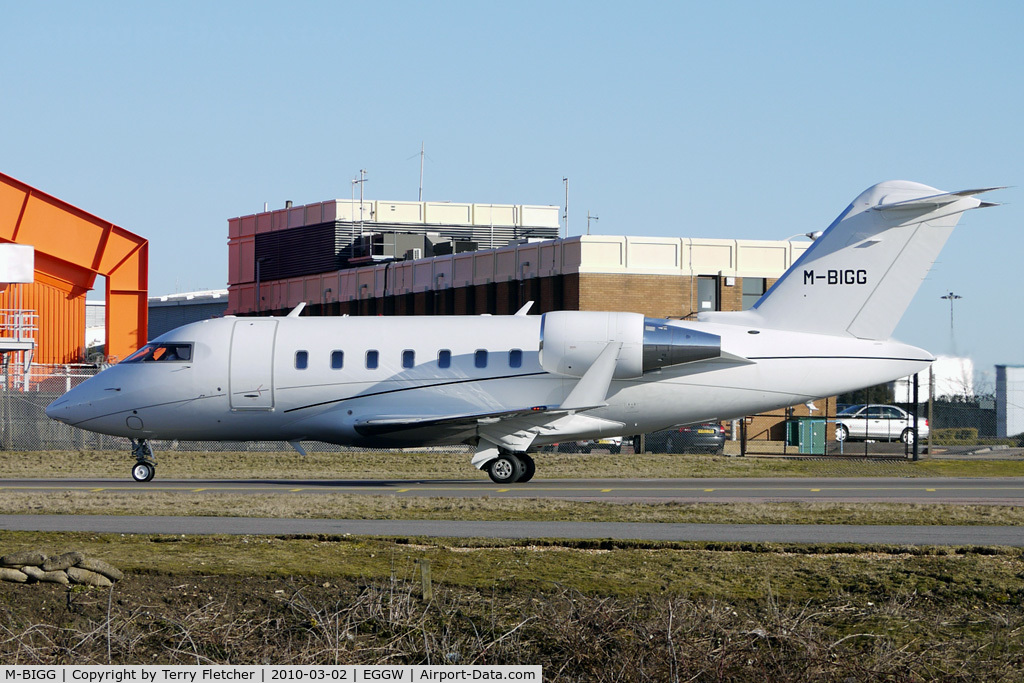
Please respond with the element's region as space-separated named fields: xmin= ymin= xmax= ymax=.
xmin=2 ymin=1 xmax=1021 ymax=387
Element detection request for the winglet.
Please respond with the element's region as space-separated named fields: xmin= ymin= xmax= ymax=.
xmin=287 ymin=302 xmax=306 ymax=318
xmin=515 ymin=301 xmax=535 ymax=316
xmin=560 ymin=341 xmax=621 ymax=410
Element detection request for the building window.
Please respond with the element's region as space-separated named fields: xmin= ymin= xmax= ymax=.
xmin=742 ymin=278 xmax=767 ymax=310
xmin=475 ymin=349 xmax=488 ymax=368
xmin=697 ymin=276 xmax=719 ymax=312
xmin=438 ymin=349 xmax=451 ymax=368
xmin=295 ymin=351 xmax=308 ymax=370
xmin=366 ymin=350 xmax=379 ymax=369
xmin=402 ymin=349 xmax=415 ymax=368
xmin=331 ymin=350 xmax=344 ymax=369
xmin=509 ymin=349 xmax=523 ymax=368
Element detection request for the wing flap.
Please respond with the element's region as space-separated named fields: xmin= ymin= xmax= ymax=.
xmin=354 ymin=404 xmax=572 ymax=437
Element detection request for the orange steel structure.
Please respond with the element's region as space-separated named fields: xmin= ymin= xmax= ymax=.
xmin=0 ymin=171 xmax=147 ymax=364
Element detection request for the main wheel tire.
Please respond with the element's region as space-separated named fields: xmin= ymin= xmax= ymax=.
xmin=132 ymin=462 xmax=155 ymax=482
xmin=901 ymin=428 xmax=915 ymax=445
xmin=487 ymin=454 xmax=524 ymax=484
xmin=518 ymin=454 xmax=536 ymax=483
xmin=835 ymin=425 xmax=849 ymax=443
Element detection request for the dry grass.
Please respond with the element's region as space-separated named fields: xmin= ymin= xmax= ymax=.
xmin=0 ymin=535 xmax=1022 ymax=678
xmin=2 ymin=490 xmax=1024 ymax=526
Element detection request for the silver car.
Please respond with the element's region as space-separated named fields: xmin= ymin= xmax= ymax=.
xmin=835 ymin=404 xmax=929 ymax=444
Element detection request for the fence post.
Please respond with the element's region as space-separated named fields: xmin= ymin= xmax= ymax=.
xmin=912 ymin=373 xmax=920 ymax=461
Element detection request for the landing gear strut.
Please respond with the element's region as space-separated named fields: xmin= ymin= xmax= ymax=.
xmin=486 ymin=452 xmax=536 ymax=484
xmin=131 ymin=439 xmax=156 ymax=482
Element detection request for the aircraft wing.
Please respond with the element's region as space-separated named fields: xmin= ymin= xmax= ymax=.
xmin=352 ymin=403 xmax=593 ymax=438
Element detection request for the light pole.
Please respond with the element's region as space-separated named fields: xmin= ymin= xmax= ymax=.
xmin=587 ymin=211 xmax=598 ymax=235
xmin=941 ymin=291 xmax=962 ymax=351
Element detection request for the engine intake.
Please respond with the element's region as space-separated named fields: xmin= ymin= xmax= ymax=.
xmin=539 ymin=311 xmax=721 ymax=379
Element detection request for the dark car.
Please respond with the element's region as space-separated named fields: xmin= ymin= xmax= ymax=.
xmin=639 ymin=422 xmax=726 ymax=454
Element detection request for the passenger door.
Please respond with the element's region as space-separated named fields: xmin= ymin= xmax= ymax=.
xmin=229 ymin=319 xmax=278 ymax=410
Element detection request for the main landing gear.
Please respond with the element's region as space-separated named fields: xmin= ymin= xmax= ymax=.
xmin=131 ymin=439 xmax=156 ymax=482
xmin=486 ymin=452 xmax=536 ymax=484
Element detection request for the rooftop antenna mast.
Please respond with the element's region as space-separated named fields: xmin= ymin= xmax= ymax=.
xmin=587 ymin=211 xmax=598 ymax=235
xmin=419 ymin=142 xmax=424 ymax=201
xmin=562 ymin=177 xmax=569 ymax=238
xmin=352 ymin=169 xmax=368 ymax=237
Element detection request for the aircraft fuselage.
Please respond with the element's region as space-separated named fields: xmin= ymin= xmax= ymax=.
xmin=47 ymin=313 xmax=931 ymax=448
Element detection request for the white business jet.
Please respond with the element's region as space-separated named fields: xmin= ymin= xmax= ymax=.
xmin=46 ymin=181 xmax=998 ymax=483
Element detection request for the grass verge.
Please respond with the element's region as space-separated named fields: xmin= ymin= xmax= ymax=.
xmin=3 ymin=490 xmax=1024 ymax=526
xmin=7 ymin=450 xmax=1024 ymax=480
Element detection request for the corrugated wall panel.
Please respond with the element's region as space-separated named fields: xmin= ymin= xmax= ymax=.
xmin=0 ymin=282 xmax=85 ymax=363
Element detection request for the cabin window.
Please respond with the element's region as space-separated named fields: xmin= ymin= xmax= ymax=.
xmin=331 ymin=350 xmax=344 ymax=369
xmin=509 ymin=349 xmax=523 ymax=368
xmin=295 ymin=351 xmax=308 ymax=369
xmin=402 ymin=349 xmax=415 ymax=368
xmin=438 ymin=349 xmax=451 ymax=368
xmin=123 ymin=343 xmax=194 ymax=363
xmin=366 ymin=350 xmax=379 ymax=369
xmin=475 ymin=349 xmax=488 ymax=368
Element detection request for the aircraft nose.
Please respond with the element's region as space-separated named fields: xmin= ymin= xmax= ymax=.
xmin=45 ymin=395 xmax=74 ymax=424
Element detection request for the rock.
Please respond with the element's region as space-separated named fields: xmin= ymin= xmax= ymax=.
xmin=0 ymin=568 xmax=28 ymax=583
xmin=21 ymin=566 xmax=70 ymax=586
xmin=67 ymin=567 xmax=113 ymax=588
xmin=1 ymin=551 xmax=46 ymax=567
xmin=76 ymin=557 xmax=124 ymax=582
xmin=43 ymin=551 xmax=84 ymax=572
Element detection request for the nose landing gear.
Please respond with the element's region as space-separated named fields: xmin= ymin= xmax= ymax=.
xmin=131 ymin=439 xmax=156 ymax=482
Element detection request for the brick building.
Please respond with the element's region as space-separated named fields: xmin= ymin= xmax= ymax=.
xmin=226 ymin=195 xmax=811 ymax=321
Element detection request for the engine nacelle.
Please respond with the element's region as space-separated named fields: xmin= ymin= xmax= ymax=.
xmin=539 ymin=311 xmax=722 ymax=379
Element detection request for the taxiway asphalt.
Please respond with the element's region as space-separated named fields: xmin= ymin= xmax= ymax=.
xmin=2 ymin=476 xmax=1024 ymax=546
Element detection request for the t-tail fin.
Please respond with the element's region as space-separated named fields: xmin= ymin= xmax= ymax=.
xmin=700 ymin=180 xmax=1000 ymax=340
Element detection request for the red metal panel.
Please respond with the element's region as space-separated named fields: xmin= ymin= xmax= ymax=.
xmin=0 ymin=282 xmax=85 ymax=364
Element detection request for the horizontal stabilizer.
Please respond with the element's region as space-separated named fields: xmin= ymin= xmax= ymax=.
xmin=872 ymin=187 xmax=1004 ymax=212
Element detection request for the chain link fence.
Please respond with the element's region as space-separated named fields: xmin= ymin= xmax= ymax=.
xmin=5 ymin=366 xmax=1021 ymax=456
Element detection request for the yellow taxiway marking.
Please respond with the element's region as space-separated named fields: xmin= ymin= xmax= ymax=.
xmin=704 ymin=489 xmax=715 ymax=492
xmin=601 ymin=489 xmax=612 ymax=492
xmin=289 ymin=489 xmax=302 ymax=492
xmin=396 ymin=489 xmax=410 ymax=493
xmin=811 ymin=489 xmax=821 ymax=492
xmin=927 ymin=488 xmax=936 ymax=492
xmin=192 ymin=488 xmax=207 ymax=492
xmin=91 ymin=488 xmax=105 ymax=492
xmin=497 ymin=489 xmax=510 ymax=493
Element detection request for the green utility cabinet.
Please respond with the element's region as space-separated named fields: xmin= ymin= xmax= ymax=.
xmin=786 ymin=417 xmax=827 ymax=454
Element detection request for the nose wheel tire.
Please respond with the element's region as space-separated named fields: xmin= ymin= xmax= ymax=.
xmin=132 ymin=462 xmax=156 ymax=482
